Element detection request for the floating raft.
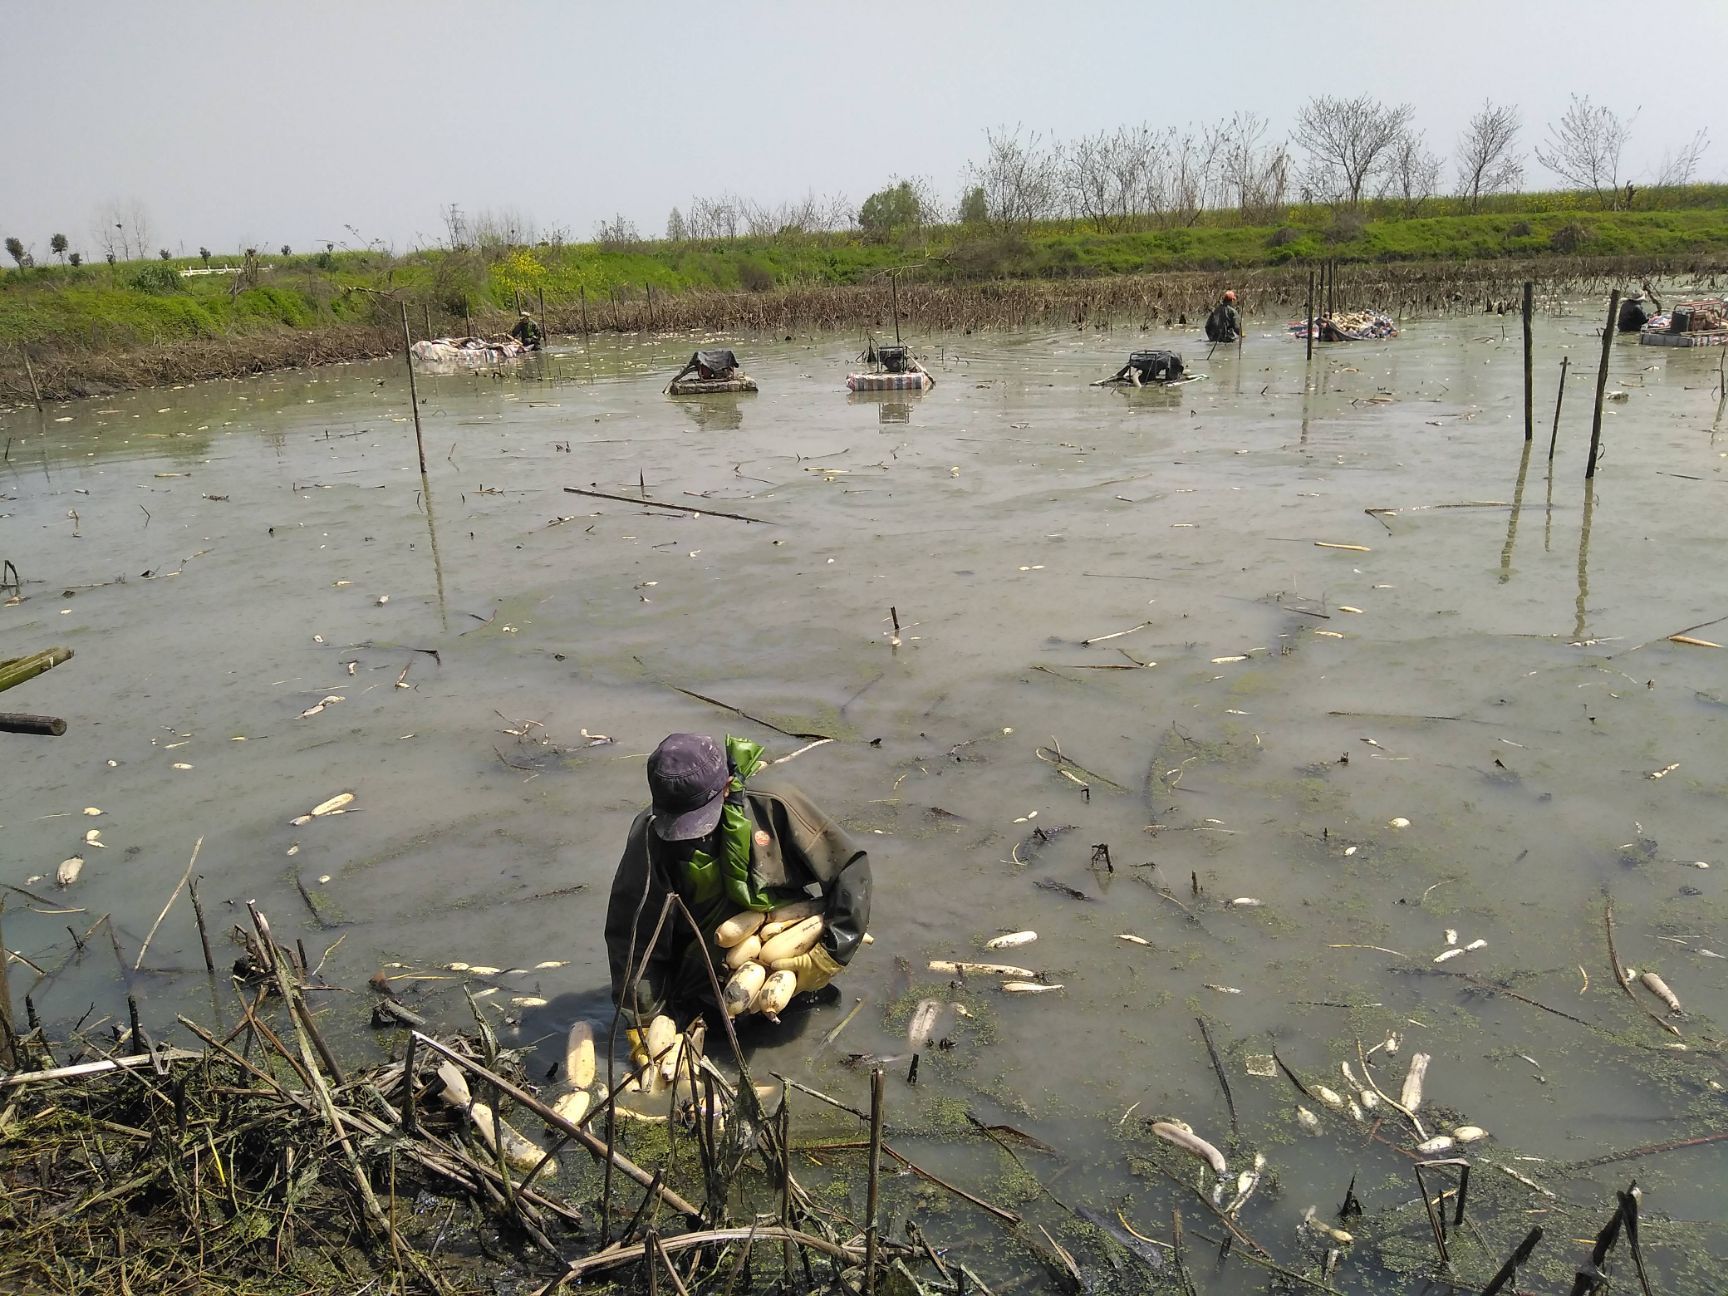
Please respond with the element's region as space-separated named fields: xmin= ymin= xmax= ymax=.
xmin=1639 ymin=329 xmax=1727 ymax=348
xmin=410 ymin=337 xmax=528 ymax=366
xmin=846 ymin=371 xmax=932 ymax=392
xmin=1099 ymin=374 xmax=1206 ymax=389
xmin=668 ymin=375 xmax=758 ymax=395
xmin=1289 ymin=310 xmax=1399 ymax=341
xmin=1640 ymin=301 xmax=1727 ymax=347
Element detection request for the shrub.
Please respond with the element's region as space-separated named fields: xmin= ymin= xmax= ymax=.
xmin=130 ymin=263 xmax=181 ymax=294
xmin=1267 ymin=235 xmax=1320 ymax=264
xmin=1549 ymin=221 xmax=1591 ymax=254
xmin=737 ymin=258 xmax=775 ymax=292
xmin=1269 ymin=226 xmax=1303 ymax=247
xmin=1324 ymin=210 xmax=1368 ymax=244
xmin=947 ymin=232 xmax=1023 ymax=278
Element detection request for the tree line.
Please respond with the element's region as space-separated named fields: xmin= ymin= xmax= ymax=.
xmin=648 ymin=95 xmax=1709 ymax=245
xmin=5 ymin=95 xmax=1713 ymax=275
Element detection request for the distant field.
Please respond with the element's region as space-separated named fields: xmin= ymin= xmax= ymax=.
xmin=3 ymin=187 xmax=1726 ymax=398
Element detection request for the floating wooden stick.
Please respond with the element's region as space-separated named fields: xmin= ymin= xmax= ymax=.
xmin=134 ymin=837 xmax=203 ymax=970
xmin=0 ymin=713 xmax=66 ymax=736
xmin=1081 ymin=620 xmax=1152 ymax=647
xmin=1604 ymin=896 xmax=1682 ymax=1039
xmin=562 ymin=486 xmax=773 ymax=525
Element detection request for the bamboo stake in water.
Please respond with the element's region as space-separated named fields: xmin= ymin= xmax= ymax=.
xmin=0 ymin=901 xmax=15 ymax=1068
xmin=1586 ymin=291 xmax=1619 ymax=480
xmin=399 ymin=303 xmax=427 ymax=476
xmin=1306 ymin=268 xmax=1315 ymax=362
xmin=1521 ymin=281 xmax=1534 ymax=442
xmin=1548 ymin=355 xmax=1570 ymax=461
xmin=20 ymin=348 xmax=43 ymax=411
xmin=865 ymin=1066 xmax=886 ymax=1294
xmin=187 ymin=875 xmax=215 ymax=973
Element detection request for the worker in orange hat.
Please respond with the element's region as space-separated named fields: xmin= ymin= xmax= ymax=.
xmin=1205 ymin=290 xmax=1241 ymax=343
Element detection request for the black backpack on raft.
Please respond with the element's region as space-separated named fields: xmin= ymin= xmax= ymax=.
xmin=1129 ymin=350 xmax=1185 ymax=383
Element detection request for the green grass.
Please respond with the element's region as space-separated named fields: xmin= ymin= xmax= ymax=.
xmin=5 ymin=186 xmax=1728 ymax=357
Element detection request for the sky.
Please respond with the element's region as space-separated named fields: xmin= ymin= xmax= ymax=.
xmin=5 ymin=0 xmax=1725 ymax=259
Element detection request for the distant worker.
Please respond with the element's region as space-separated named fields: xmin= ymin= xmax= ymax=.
xmin=1617 ymin=284 xmax=1661 ymax=334
xmin=509 ymin=310 xmax=544 ymax=349
xmin=1205 ymin=290 xmax=1241 ymax=344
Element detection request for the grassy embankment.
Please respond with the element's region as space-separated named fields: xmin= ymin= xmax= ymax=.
xmin=3 ymin=187 xmax=1727 ymax=399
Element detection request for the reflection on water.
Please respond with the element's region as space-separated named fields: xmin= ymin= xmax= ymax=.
xmin=675 ymin=394 xmax=749 ymax=433
xmin=2 ymin=316 xmax=1725 ymax=1291
xmin=1499 ymin=438 xmax=1533 ymax=582
xmin=1576 ymin=479 xmax=1598 ymax=641
xmin=418 ymin=469 xmax=449 ymax=632
xmin=846 ymin=390 xmax=920 ymax=426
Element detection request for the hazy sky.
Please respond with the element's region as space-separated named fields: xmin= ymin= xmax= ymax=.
xmin=6 ymin=0 xmax=1724 ymax=258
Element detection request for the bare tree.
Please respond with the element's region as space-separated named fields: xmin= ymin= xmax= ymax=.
xmin=685 ymin=194 xmax=741 ymax=239
xmin=442 ymin=202 xmax=467 ymax=249
xmin=665 ymin=207 xmax=688 ymax=242
xmin=1294 ymin=96 xmax=1415 ymax=206
xmin=1168 ymin=121 xmax=1232 ymax=225
xmin=1221 ymin=113 xmax=1291 ymax=222
xmin=1652 ymin=128 xmax=1709 ymax=188
xmin=91 ymin=198 xmax=151 ymax=261
xmin=1455 ymin=100 xmax=1524 ymax=211
xmin=968 ymin=125 xmax=1062 ymax=234
xmin=594 ymin=214 xmax=639 ymax=245
xmin=1062 ymin=124 xmax=1169 ymax=232
xmin=1383 ymin=130 xmax=1443 ymax=215
xmin=469 ymin=207 xmax=536 ymax=248
xmin=1535 ymin=95 xmax=1635 ymax=207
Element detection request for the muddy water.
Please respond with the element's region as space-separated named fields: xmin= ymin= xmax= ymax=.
xmin=3 ymin=310 xmax=1726 ymax=1290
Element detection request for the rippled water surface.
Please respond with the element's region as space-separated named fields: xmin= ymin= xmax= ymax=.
xmin=3 ymin=310 xmax=1725 ymax=1290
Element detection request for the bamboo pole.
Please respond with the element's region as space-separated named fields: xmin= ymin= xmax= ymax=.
xmin=1306 ymin=269 xmax=1315 ymax=362
xmin=20 ymin=348 xmax=43 ymax=411
xmin=1521 ymin=281 xmax=1534 ymax=442
xmin=423 ymin=302 xmax=433 ymax=342
xmin=1548 ymin=355 xmax=1570 ymax=461
xmin=0 ymin=647 xmax=73 ymax=696
xmin=580 ymin=284 xmax=590 ymax=335
xmin=865 ymin=1066 xmax=885 ymax=1294
xmin=0 ymin=900 xmax=15 ymax=1068
xmin=188 ymin=875 xmax=215 ymax=973
xmin=1586 ymin=291 xmax=1619 ymax=480
xmin=400 ymin=303 xmax=428 ymax=476
xmin=538 ymin=285 xmax=546 ymax=339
